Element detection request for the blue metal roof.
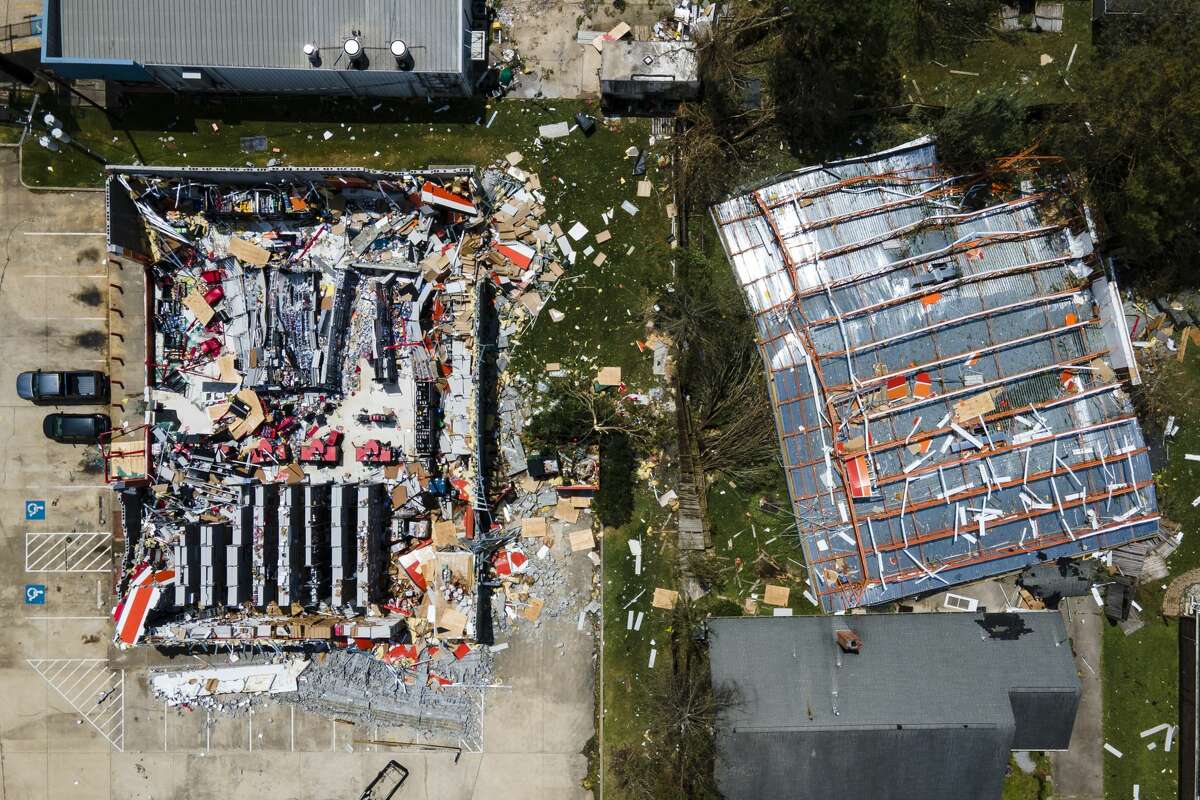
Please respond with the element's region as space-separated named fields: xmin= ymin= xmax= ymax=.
xmin=711 ymin=137 xmax=1161 ymax=612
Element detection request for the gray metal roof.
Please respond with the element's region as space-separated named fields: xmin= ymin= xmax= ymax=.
xmin=709 ymin=612 xmax=1080 ymax=800
xmin=710 ymin=137 xmax=1161 ymax=612
xmin=53 ymin=0 xmax=464 ymax=74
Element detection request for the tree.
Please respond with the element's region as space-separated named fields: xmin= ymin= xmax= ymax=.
xmin=769 ymin=1 xmax=901 ymax=157
xmin=1048 ymin=0 xmax=1200 ymax=292
xmin=887 ymin=0 xmax=1001 ymax=62
xmin=524 ymin=380 xmax=665 ymax=451
xmin=608 ymin=600 xmax=739 ymax=799
xmin=658 ymin=251 xmax=780 ymax=488
xmin=935 ymin=90 xmax=1031 ymax=170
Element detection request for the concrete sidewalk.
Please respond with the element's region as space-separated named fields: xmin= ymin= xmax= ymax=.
xmin=1051 ymin=595 xmax=1103 ymax=800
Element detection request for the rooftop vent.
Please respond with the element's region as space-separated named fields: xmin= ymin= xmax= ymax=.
xmin=390 ymin=39 xmax=414 ymax=71
xmin=343 ymin=37 xmax=368 ymax=69
xmin=834 ymin=628 xmax=861 ymax=653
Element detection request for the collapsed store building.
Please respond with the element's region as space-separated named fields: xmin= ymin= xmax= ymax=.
xmin=711 ymin=137 xmax=1160 ymax=613
xmin=103 ymin=164 xmax=551 ymax=662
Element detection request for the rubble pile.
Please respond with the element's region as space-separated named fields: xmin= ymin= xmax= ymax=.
xmin=289 ymin=648 xmax=490 ymax=736
xmin=652 ymin=1 xmax=717 ymax=41
xmin=110 ymin=160 xmax=595 ymax=654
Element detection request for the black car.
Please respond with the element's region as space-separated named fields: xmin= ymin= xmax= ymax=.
xmin=16 ymin=370 xmax=110 ymax=405
xmin=42 ymin=413 xmax=111 ymax=445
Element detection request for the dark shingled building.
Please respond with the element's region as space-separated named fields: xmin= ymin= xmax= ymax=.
xmin=708 ymin=612 xmax=1080 ymax=800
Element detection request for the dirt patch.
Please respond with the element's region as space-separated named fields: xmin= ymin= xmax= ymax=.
xmin=1163 ymin=567 xmax=1200 ymax=616
xmin=78 ymin=450 xmax=104 ymax=474
xmin=73 ymin=285 xmax=103 ymax=307
xmin=75 ymin=330 xmax=106 ymax=350
xmin=76 ymin=246 xmax=101 ymax=264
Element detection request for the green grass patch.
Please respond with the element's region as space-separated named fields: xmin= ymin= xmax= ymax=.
xmin=1103 ymin=349 xmax=1200 ymax=799
xmin=20 ymin=91 xmax=676 ymax=387
xmin=902 ymin=0 xmax=1093 ymax=108
xmin=1003 ymin=753 xmax=1053 ymax=800
xmin=601 ymin=489 xmax=677 ymax=791
xmin=701 ymin=474 xmax=822 ymax=616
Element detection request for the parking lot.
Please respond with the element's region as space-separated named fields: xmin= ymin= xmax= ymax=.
xmin=0 ymin=147 xmax=595 ymax=799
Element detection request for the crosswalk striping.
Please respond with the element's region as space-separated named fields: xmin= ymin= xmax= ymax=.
xmin=25 ymin=531 xmax=111 ymax=572
xmin=27 ymin=658 xmax=124 ymax=751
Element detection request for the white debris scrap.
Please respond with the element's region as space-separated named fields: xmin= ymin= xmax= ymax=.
xmin=152 ymin=659 xmax=310 ymax=705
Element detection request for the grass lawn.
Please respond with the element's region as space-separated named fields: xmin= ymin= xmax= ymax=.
xmin=1102 ymin=347 xmax=1200 ymax=800
xmin=701 ymin=473 xmax=822 ymax=616
xmin=903 ymin=0 xmax=1093 ymax=108
xmin=1003 ymin=754 xmax=1053 ymax=799
xmin=599 ymin=488 xmax=678 ymax=789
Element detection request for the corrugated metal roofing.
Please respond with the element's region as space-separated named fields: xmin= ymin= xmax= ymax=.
xmin=54 ymin=0 xmax=464 ymax=74
xmin=711 ymin=137 xmax=1161 ymax=612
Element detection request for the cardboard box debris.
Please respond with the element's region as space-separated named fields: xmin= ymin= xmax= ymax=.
xmin=652 ymin=587 xmax=680 ymax=610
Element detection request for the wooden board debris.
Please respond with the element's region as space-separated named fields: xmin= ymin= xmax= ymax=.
xmin=763 ymin=584 xmax=791 ymax=607
xmin=652 ymin=587 xmax=680 ymax=610
xmin=569 ymin=528 xmax=596 ymax=552
xmin=183 ymin=290 xmax=216 ymax=326
xmin=521 ymin=517 xmax=550 ymax=540
xmin=555 ymin=499 xmax=580 ymax=524
xmin=953 ymin=390 xmax=995 ymax=424
xmin=437 ymin=607 xmax=468 ymax=639
xmin=227 ymin=236 xmax=271 ymax=267
xmin=522 ymin=596 xmax=545 ymax=622
xmin=432 ymin=520 xmax=459 ymax=548
xmin=596 ymin=366 xmax=622 ymax=386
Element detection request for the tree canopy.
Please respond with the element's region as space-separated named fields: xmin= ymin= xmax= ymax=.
xmin=1050 ymin=1 xmax=1200 ymax=291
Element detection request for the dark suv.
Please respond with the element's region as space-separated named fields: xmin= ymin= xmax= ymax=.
xmin=17 ymin=370 xmax=110 ymax=405
xmin=42 ymin=413 xmax=111 ymax=444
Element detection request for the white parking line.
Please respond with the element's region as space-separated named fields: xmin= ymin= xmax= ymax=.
xmin=25 ymin=531 xmax=111 ymax=572
xmin=27 ymin=659 xmax=124 ymax=751
xmin=21 ymin=274 xmax=107 ymax=279
xmin=9 ymin=485 xmax=107 ymax=491
xmin=22 ymin=231 xmax=106 ymax=236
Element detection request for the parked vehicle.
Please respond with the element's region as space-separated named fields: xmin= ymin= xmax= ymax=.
xmin=42 ymin=413 xmax=111 ymax=445
xmin=16 ymin=370 xmax=110 ymax=405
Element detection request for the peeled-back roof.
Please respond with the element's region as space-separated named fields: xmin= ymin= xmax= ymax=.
xmin=711 ymin=137 xmax=1160 ymax=612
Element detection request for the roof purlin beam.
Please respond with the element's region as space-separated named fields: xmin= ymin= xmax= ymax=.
xmin=750 ymin=189 xmax=875 ymax=598
xmin=813 ymin=508 xmax=1160 ymax=594
xmin=807 ymin=195 xmax=1046 ymax=267
xmin=860 ymin=445 xmax=1147 ymax=530
xmin=870 ymin=412 xmax=1139 ymax=491
xmin=779 ymin=383 xmax=1124 ymax=494
xmin=819 ymin=289 xmax=1085 ymax=367
xmin=769 ymin=316 xmax=1097 ymax=414
xmin=860 ymin=349 xmax=1108 ymax=426
xmin=794 ymin=225 xmax=1063 ymax=303
xmin=826 ymin=320 xmax=1094 ymax=398
xmin=740 ymin=226 xmax=1068 ymax=322
xmin=804 ymin=254 xmax=1079 ymax=330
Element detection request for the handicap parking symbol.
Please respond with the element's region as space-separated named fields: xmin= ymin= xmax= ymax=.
xmin=24 ymin=584 xmax=46 ymax=605
xmin=24 ymin=500 xmax=45 ymax=521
